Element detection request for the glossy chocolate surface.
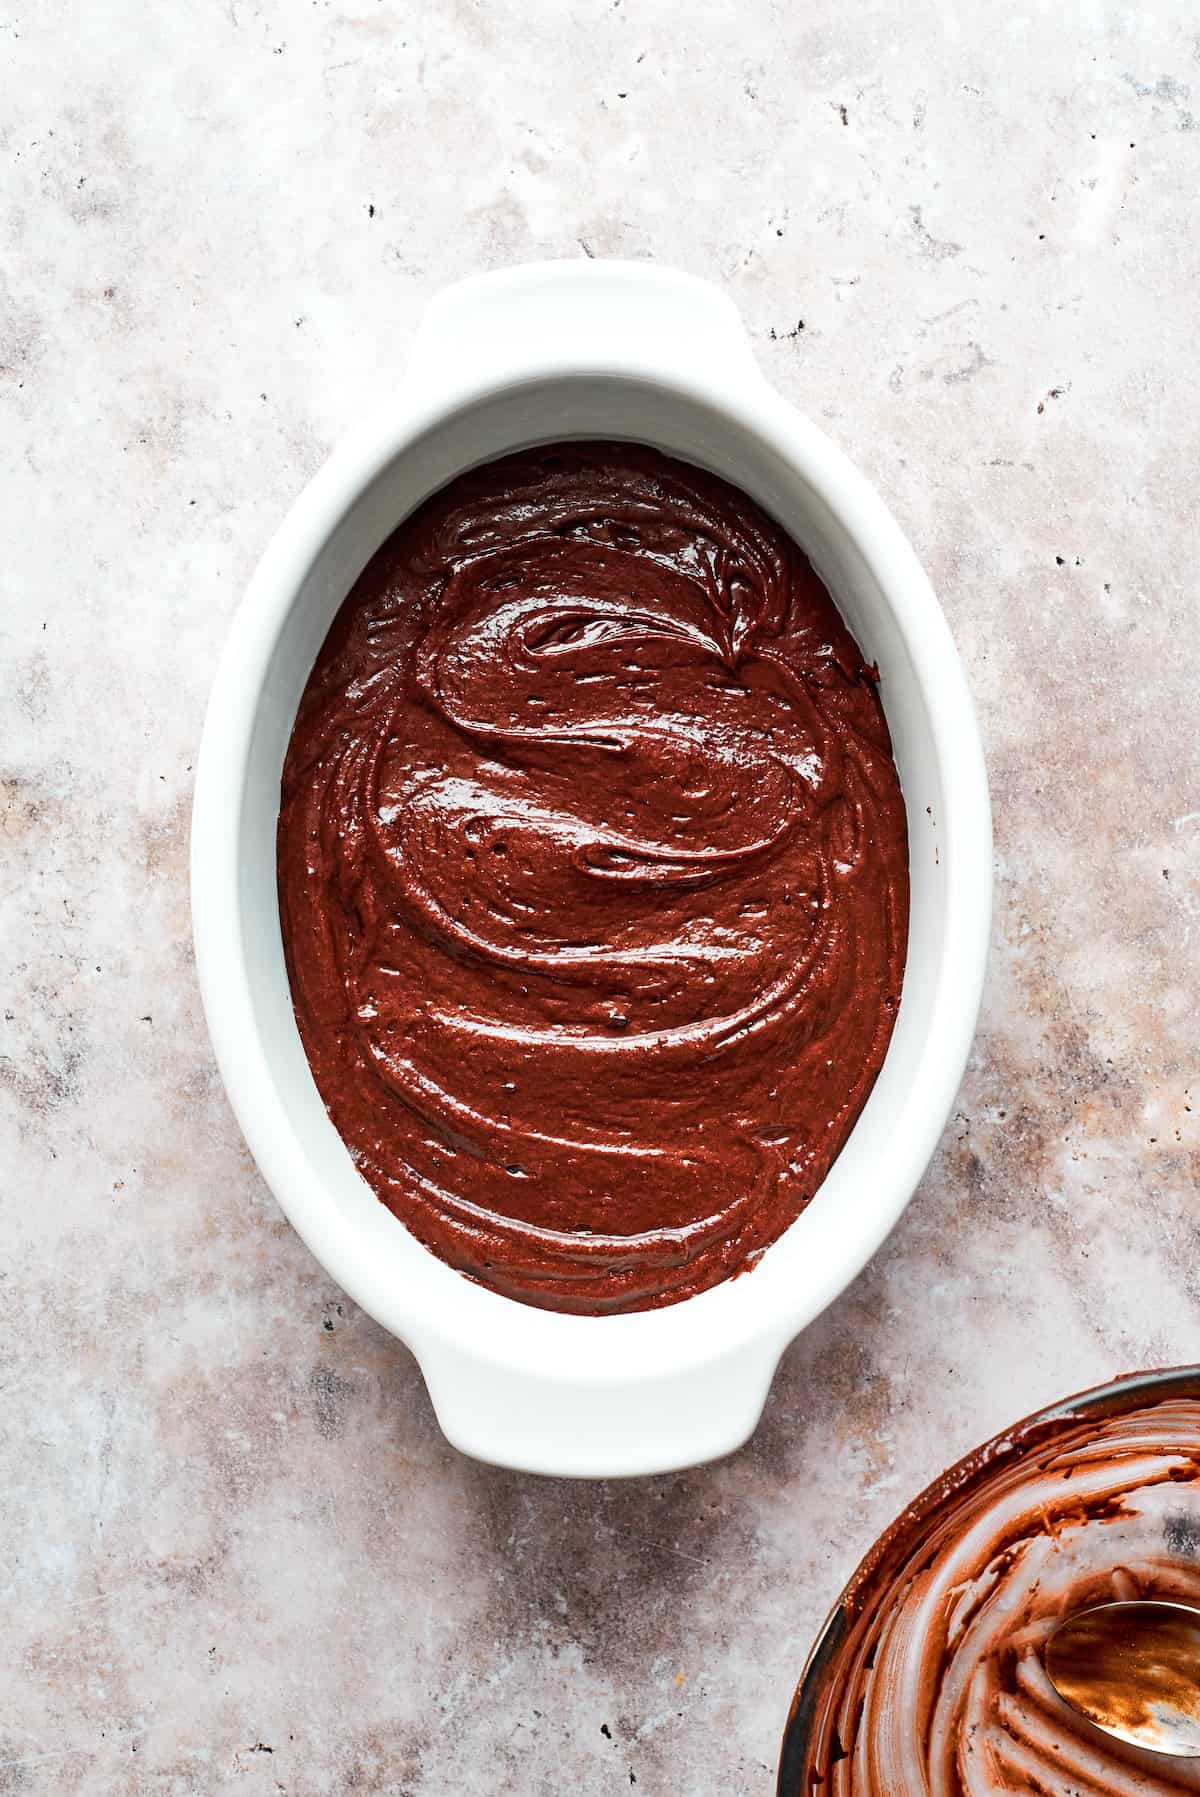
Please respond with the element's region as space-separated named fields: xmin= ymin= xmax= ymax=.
xmin=278 ymin=443 xmax=908 ymax=1312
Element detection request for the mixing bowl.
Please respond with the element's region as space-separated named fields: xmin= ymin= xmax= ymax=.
xmin=777 ymin=1366 xmax=1200 ymax=1793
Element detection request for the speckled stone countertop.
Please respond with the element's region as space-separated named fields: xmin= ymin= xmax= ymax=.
xmin=3 ymin=2 xmax=1198 ymax=1792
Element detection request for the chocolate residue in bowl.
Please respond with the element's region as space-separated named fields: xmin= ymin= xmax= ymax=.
xmin=782 ymin=1379 xmax=1200 ymax=1794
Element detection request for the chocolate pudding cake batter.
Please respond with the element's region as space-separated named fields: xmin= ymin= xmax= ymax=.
xmin=277 ymin=443 xmax=908 ymax=1313
xmin=785 ymin=1395 xmax=1200 ymax=1795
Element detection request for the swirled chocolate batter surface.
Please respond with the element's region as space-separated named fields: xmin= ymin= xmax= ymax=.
xmin=785 ymin=1394 xmax=1200 ymax=1794
xmin=277 ymin=443 xmax=908 ymax=1313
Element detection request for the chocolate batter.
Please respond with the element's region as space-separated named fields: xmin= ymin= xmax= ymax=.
xmin=277 ymin=443 xmax=908 ymax=1313
xmin=782 ymin=1391 xmax=1200 ymax=1794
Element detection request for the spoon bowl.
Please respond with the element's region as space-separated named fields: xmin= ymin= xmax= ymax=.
xmin=1045 ymin=1600 xmax=1200 ymax=1758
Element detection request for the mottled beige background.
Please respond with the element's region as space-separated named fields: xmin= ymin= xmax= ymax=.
xmin=3 ymin=1 xmax=1198 ymax=1791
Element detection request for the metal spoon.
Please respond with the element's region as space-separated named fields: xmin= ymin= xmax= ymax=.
xmin=1045 ymin=1601 xmax=1200 ymax=1757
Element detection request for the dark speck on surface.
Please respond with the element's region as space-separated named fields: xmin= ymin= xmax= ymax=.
xmin=310 ymin=1365 xmax=356 ymax=1439
xmin=1167 ymin=1514 xmax=1200 ymax=1557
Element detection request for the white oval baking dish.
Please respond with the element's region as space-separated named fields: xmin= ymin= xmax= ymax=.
xmin=190 ymin=260 xmax=991 ymax=1477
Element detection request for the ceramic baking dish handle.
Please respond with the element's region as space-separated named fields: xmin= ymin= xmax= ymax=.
xmin=414 ymin=1332 xmax=783 ymax=1478
xmin=403 ymin=258 xmax=764 ymax=398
